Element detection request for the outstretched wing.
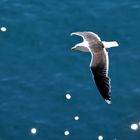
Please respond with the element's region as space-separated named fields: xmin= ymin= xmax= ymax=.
xmin=71 ymin=32 xmax=101 ymax=42
xmin=90 ymin=65 xmax=111 ymax=104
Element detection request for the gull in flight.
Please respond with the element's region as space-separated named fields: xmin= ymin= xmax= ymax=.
xmin=71 ymin=32 xmax=119 ymax=104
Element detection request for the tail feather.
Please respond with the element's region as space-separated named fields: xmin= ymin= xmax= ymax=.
xmin=102 ymin=41 xmax=119 ymax=48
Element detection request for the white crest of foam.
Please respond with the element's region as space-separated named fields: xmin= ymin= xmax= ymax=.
xmin=131 ymin=123 xmax=138 ymax=130
xmin=31 ymin=128 xmax=37 ymax=134
xmin=98 ymin=135 xmax=103 ymax=140
xmin=1 ymin=27 xmax=7 ymax=32
xmin=64 ymin=131 xmax=70 ymax=136
xmin=66 ymin=94 xmax=71 ymax=99
xmin=74 ymin=116 xmax=79 ymax=120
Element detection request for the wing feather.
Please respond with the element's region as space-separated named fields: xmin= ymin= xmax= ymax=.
xmin=71 ymin=32 xmax=101 ymax=42
xmin=90 ymin=65 xmax=111 ymax=102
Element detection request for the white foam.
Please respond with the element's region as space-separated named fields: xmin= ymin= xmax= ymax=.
xmin=64 ymin=131 xmax=70 ymax=136
xmin=31 ymin=128 xmax=37 ymax=134
xmin=98 ymin=135 xmax=103 ymax=140
xmin=66 ymin=94 xmax=71 ymax=100
xmin=131 ymin=123 xmax=138 ymax=130
xmin=74 ymin=116 xmax=79 ymax=120
xmin=1 ymin=27 xmax=7 ymax=32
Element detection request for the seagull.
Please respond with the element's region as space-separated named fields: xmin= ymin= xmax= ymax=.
xmin=71 ymin=32 xmax=119 ymax=104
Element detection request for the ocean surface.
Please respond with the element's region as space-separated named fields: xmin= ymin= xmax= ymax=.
xmin=0 ymin=0 xmax=140 ymax=139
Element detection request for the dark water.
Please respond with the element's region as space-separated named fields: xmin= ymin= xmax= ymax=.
xmin=0 ymin=0 xmax=140 ymax=139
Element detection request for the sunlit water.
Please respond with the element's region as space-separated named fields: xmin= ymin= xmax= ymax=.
xmin=0 ymin=0 xmax=140 ymax=139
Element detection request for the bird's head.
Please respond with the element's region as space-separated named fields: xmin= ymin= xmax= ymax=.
xmin=71 ymin=42 xmax=90 ymax=52
xmin=71 ymin=45 xmax=82 ymax=51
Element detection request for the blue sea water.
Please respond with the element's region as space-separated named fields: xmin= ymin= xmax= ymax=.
xmin=0 ymin=0 xmax=140 ymax=139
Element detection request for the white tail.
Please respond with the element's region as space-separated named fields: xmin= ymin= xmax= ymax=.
xmin=102 ymin=41 xmax=119 ymax=49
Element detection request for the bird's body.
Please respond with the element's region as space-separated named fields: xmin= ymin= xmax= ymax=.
xmin=71 ymin=32 xmax=118 ymax=104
